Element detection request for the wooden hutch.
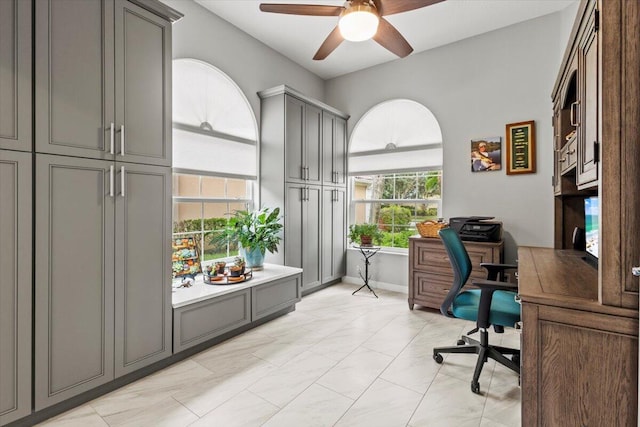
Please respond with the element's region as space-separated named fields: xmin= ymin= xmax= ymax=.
xmin=520 ymin=0 xmax=640 ymax=425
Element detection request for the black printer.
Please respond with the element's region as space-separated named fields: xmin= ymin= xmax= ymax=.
xmin=449 ymin=216 xmax=502 ymax=242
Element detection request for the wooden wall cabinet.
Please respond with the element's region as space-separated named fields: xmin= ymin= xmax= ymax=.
xmin=519 ymin=248 xmax=638 ymax=426
xmin=408 ymin=237 xmax=503 ymax=311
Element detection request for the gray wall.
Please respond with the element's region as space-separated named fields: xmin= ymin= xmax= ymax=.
xmin=327 ymin=9 xmax=577 ymax=268
xmin=163 ymin=0 xmax=324 ymax=124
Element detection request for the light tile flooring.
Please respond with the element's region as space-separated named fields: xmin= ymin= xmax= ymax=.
xmin=39 ymin=283 xmax=521 ymax=427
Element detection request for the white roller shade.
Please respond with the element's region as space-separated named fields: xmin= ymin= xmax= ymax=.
xmin=349 ymin=99 xmax=443 ymax=174
xmin=172 ymin=59 xmax=258 ymax=179
xmin=172 ymin=129 xmax=257 ymax=179
xmin=349 ymin=146 xmax=443 ymax=175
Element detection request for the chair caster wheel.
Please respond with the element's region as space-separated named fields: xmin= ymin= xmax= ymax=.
xmin=433 ymin=353 xmax=443 ymax=364
xmin=471 ymin=381 xmax=480 ymax=394
xmin=457 ymin=339 xmax=465 ymax=346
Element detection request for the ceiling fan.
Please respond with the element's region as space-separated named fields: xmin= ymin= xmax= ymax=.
xmin=259 ymin=0 xmax=444 ymax=60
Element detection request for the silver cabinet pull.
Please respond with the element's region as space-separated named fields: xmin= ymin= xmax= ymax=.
xmin=632 ymin=267 xmax=640 ymax=277
xmin=109 ymin=165 xmax=115 ymax=197
xmin=120 ymin=125 xmax=125 ymax=156
xmin=570 ymin=101 xmax=579 ymax=126
xmin=120 ymin=166 xmax=125 ymax=197
xmin=300 ymin=165 xmax=305 ymax=180
xmin=109 ymin=123 xmax=115 ymax=154
xmin=305 ymin=166 xmax=309 ymax=181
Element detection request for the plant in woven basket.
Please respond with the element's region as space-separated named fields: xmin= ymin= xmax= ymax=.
xmin=348 ymin=224 xmax=382 ymax=246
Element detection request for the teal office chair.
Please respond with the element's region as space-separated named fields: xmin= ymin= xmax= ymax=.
xmin=432 ymin=228 xmax=520 ymax=394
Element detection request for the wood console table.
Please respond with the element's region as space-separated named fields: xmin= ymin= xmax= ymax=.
xmin=519 ymin=247 xmax=638 ymax=426
xmin=408 ymin=236 xmax=503 ymax=310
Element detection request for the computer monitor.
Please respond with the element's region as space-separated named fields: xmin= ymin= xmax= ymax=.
xmin=584 ymin=196 xmax=599 ymax=267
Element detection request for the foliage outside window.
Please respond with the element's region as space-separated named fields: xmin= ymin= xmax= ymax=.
xmin=172 ymin=173 xmax=254 ymax=265
xmin=351 ymin=171 xmax=442 ymax=249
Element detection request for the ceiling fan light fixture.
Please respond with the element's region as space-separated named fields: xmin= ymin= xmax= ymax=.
xmin=338 ymin=3 xmax=379 ymax=42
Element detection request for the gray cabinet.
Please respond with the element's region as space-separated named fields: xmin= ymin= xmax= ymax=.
xmin=35 ymin=154 xmax=116 ymax=410
xmin=259 ymin=86 xmax=349 ymax=294
xmin=322 ymin=112 xmax=347 ymax=186
xmin=35 ymin=156 xmax=173 ymax=408
xmin=114 ymin=163 xmax=172 ymax=377
xmin=322 ymin=187 xmax=346 ymax=284
xmin=35 ymin=0 xmax=171 ymax=166
xmin=173 ymin=290 xmax=251 ymax=353
xmin=0 ymin=0 xmax=32 ymax=152
xmin=285 ymin=95 xmax=322 ymax=184
xmin=0 ymin=150 xmax=32 ymax=425
xmin=252 ymin=275 xmax=302 ymax=321
xmin=285 ymin=184 xmax=322 ymax=291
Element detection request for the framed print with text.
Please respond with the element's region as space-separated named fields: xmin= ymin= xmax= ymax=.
xmin=506 ymin=120 xmax=536 ymax=175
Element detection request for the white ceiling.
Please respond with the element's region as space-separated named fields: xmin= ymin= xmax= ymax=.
xmin=195 ymin=0 xmax=576 ymax=80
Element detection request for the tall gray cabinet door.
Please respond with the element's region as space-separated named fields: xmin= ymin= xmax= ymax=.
xmin=0 ymin=0 xmax=31 ymax=152
xmin=305 ymin=104 xmax=322 ymax=185
xmin=284 ymin=184 xmax=304 ymax=269
xmin=321 ymin=188 xmax=346 ymax=283
xmin=35 ymin=0 xmax=115 ymax=160
xmin=115 ymin=163 xmax=172 ymax=377
xmin=115 ymin=0 xmax=171 ymax=167
xmin=35 ymin=155 xmax=115 ymax=410
xmin=334 ymin=117 xmax=347 ymax=186
xmin=285 ymin=96 xmax=305 ymax=183
xmin=322 ymin=112 xmax=335 ymax=185
xmin=0 ymin=150 xmax=31 ymax=425
xmin=303 ymin=186 xmax=322 ymax=290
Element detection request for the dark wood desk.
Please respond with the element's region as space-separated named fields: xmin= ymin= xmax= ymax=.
xmin=519 ymin=247 xmax=638 ymax=426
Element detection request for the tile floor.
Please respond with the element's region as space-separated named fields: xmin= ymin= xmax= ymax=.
xmin=38 ymin=283 xmax=521 ymax=427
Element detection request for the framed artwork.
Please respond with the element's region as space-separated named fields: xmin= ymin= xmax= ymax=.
xmin=506 ymin=120 xmax=536 ymax=175
xmin=471 ymin=137 xmax=501 ymax=172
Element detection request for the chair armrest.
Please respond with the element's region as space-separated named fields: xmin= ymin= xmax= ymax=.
xmin=480 ymin=263 xmax=518 ymax=281
xmin=471 ymin=279 xmax=518 ymax=329
xmin=472 ymin=279 xmax=518 ymax=292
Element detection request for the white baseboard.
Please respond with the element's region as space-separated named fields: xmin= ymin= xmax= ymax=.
xmin=342 ymin=276 xmax=407 ymax=295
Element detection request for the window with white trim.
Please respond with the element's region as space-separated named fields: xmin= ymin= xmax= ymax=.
xmin=349 ymin=99 xmax=443 ymax=249
xmin=172 ymin=59 xmax=257 ymax=276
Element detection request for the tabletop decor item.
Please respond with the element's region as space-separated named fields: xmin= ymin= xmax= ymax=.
xmin=416 ymin=220 xmax=448 ymax=238
xmin=215 ymin=207 xmax=283 ymax=270
xmin=348 ymin=223 xmax=382 ymax=247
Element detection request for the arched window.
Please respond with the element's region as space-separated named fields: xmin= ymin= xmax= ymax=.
xmin=350 ymin=99 xmax=443 ymax=249
xmin=171 ymin=59 xmax=258 ymax=273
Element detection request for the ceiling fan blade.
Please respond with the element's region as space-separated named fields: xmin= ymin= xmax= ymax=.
xmin=373 ymin=17 xmax=413 ymax=58
xmin=313 ymin=26 xmax=344 ymax=60
xmin=259 ymin=3 xmax=344 ymax=16
xmin=374 ymin=0 xmax=444 ymax=16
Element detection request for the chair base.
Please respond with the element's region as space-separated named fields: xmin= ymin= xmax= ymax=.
xmin=433 ymin=329 xmax=520 ymax=394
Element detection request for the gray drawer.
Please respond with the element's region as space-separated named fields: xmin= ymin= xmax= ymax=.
xmin=173 ymin=289 xmax=251 ymax=353
xmin=252 ymin=275 xmax=301 ymax=321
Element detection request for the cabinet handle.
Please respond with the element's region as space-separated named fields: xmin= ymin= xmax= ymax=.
xmin=301 ymin=165 xmax=305 ymax=180
xmin=109 ymin=165 xmax=114 ymax=197
xmin=570 ymin=101 xmax=579 ymax=126
xmin=120 ymin=125 xmax=125 ymax=156
xmin=300 ymin=187 xmax=304 ymax=202
xmin=109 ymin=123 xmax=115 ymax=154
xmin=120 ymin=166 xmax=126 ymax=197
xmin=306 ymin=167 xmax=310 ymax=181
xmin=559 ymin=157 xmax=567 ymax=163
xmin=568 ymin=149 xmax=576 ymax=154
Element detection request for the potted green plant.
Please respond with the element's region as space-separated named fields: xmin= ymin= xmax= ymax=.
xmin=228 ymin=256 xmax=245 ymax=277
xmin=215 ymin=207 xmax=283 ymax=270
xmin=348 ymin=224 xmax=382 ymax=247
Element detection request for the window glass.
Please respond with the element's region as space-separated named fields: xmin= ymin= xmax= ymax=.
xmin=201 ymin=176 xmax=226 ymax=198
xmin=351 ymin=171 xmax=442 ymax=249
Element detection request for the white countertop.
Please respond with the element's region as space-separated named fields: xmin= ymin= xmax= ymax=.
xmin=172 ymin=263 xmax=303 ymax=309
